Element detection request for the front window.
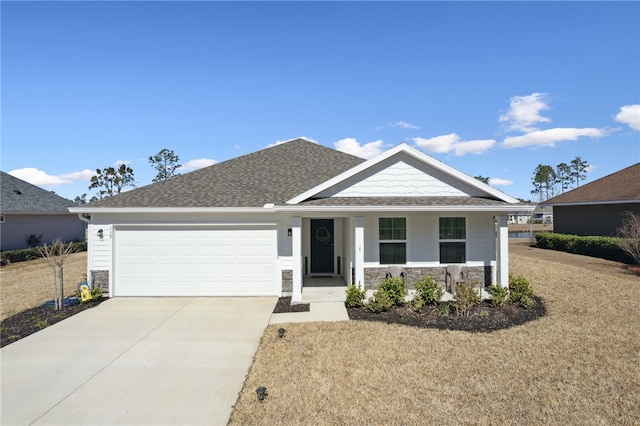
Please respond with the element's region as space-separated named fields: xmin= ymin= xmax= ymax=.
xmin=379 ymin=217 xmax=406 ymax=264
xmin=439 ymin=217 xmax=466 ymax=263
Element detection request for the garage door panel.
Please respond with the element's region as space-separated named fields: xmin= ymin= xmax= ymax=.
xmin=115 ymin=227 xmax=277 ymax=296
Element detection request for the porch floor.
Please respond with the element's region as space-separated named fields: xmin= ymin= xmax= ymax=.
xmin=303 ymin=276 xmax=346 ymax=303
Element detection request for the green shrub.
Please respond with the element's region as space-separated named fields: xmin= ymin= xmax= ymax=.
xmin=509 ymin=274 xmax=536 ymax=309
xmin=377 ymin=276 xmax=406 ymax=306
xmin=534 ymin=232 xmax=633 ymax=263
xmin=487 ymin=284 xmax=509 ymax=308
xmin=366 ymin=290 xmax=393 ymax=313
xmin=345 ymin=284 xmax=366 ymax=308
xmin=414 ymin=275 xmax=444 ymax=308
xmin=90 ymin=286 xmax=102 ymax=301
xmin=1 ymin=242 xmax=87 ymax=266
xmin=451 ymin=281 xmax=480 ymax=316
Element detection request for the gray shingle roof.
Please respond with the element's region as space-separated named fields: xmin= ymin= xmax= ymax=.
xmin=1 ymin=171 xmax=76 ymax=213
xmin=545 ymin=163 xmax=640 ymax=205
xmin=298 ymin=196 xmax=514 ymax=207
xmin=86 ymin=139 xmax=366 ymax=208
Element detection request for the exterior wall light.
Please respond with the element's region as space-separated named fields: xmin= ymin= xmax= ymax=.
xmin=287 ymin=228 xmax=292 ymax=237
xmin=97 ymin=229 xmax=104 ymax=240
xmin=278 ymin=327 xmax=286 ymax=338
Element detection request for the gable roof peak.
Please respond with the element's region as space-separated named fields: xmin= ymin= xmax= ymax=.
xmin=287 ymin=143 xmax=520 ymax=204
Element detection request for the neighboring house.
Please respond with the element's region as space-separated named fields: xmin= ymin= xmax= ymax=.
xmin=509 ymin=205 xmax=552 ymax=225
xmin=1 ymin=171 xmax=86 ymax=251
xmin=70 ymin=139 xmax=533 ymax=300
xmin=544 ymin=163 xmax=640 ymax=236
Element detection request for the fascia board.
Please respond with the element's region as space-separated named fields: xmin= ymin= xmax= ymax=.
xmin=543 ymin=199 xmax=640 ymax=207
xmin=286 ymin=143 xmax=519 ymax=204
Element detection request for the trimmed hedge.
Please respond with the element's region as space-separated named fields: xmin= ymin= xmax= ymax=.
xmin=534 ymin=231 xmax=633 ymax=264
xmin=1 ymin=242 xmax=87 ymax=266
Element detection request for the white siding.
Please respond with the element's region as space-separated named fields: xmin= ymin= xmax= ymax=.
xmin=317 ymin=153 xmax=486 ymax=198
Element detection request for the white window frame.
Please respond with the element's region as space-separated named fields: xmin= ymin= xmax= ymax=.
xmin=378 ymin=217 xmax=407 ymax=264
xmin=438 ymin=216 xmax=467 ymax=264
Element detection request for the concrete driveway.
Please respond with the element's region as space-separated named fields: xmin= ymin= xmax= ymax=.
xmin=1 ymin=297 xmax=276 ymax=425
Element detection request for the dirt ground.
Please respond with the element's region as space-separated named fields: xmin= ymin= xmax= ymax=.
xmin=0 ymin=252 xmax=87 ymax=320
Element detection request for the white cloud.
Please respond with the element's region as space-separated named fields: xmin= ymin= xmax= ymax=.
xmin=453 ymin=139 xmax=496 ymax=156
xmin=114 ymin=159 xmax=131 ymax=166
xmin=499 ymin=92 xmax=551 ymax=132
xmin=413 ymin=134 xmax=495 ymax=156
xmin=334 ymin=138 xmax=385 ymax=159
xmin=614 ymin=104 xmax=640 ymax=130
xmin=413 ymin=134 xmax=460 ymax=153
xmin=9 ymin=168 xmax=93 ymax=187
xmin=392 ymin=121 xmax=419 ymax=129
xmin=502 ymin=127 xmax=608 ymax=148
xmin=489 ymin=178 xmax=513 ymax=186
xmin=182 ymin=158 xmax=217 ymax=171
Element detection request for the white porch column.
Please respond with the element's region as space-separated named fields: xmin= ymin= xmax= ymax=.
xmin=354 ymin=216 xmax=365 ymax=289
xmin=291 ymin=216 xmax=303 ymax=303
xmin=496 ymin=215 xmax=509 ymax=287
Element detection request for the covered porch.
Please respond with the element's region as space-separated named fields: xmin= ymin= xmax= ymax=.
xmin=289 ymin=214 xmax=510 ymax=303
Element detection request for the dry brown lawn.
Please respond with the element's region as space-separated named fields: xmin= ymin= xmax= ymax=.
xmin=230 ymin=242 xmax=640 ymax=425
xmin=0 ymin=252 xmax=87 ymax=320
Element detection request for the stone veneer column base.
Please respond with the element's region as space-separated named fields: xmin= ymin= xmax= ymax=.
xmin=90 ymin=270 xmax=109 ymax=296
xmin=363 ymin=266 xmax=492 ymax=290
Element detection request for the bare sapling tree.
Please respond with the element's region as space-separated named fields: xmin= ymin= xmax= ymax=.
xmin=37 ymin=240 xmax=77 ymax=310
xmin=617 ymin=212 xmax=640 ymax=265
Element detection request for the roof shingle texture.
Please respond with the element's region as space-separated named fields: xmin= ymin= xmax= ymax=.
xmin=1 ymin=171 xmax=76 ymax=213
xmin=545 ymin=163 xmax=640 ymax=205
xmin=87 ymin=139 xmax=366 ymax=208
xmin=299 ymin=196 xmax=512 ymax=207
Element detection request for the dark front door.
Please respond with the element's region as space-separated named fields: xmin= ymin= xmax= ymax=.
xmin=311 ymin=219 xmax=334 ymax=274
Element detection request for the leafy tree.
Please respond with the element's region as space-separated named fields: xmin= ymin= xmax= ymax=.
xmin=556 ymin=162 xmax=572 ymax=193
xmin=474 ymin=175 xmax=490 ymax=184
xmin=570 ymin=156 xmax=588 ymax=187
xmin=89 ymin=164 xmax=135 ymax=201
xmin=74 ymin=194 xmax=88 ymax=205
xmin=149 ymin=148 xmax=182 ymax=182
xmin=531 ymin=164 xmax=557 ymax=202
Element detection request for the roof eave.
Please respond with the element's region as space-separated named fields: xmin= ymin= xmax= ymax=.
xmin=543 ymin=199 xmax=640 ymax=207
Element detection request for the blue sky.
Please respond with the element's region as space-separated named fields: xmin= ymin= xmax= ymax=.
xmin=2 ymin=1 xmax=639 ymax=202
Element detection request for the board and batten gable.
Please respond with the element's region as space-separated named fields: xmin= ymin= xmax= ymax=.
xmin=315 ymin=152 xmax=487 ymax=198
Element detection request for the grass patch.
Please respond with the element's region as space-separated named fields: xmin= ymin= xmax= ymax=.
xmin=229 ymin=248 xmax=640 ymax=425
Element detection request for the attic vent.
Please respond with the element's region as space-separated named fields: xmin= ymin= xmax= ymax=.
xmin=13 ymin=190 xmax=22 ymax=195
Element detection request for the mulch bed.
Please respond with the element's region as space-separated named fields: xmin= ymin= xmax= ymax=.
xmin=273 ymin=296 xmax=310 ymax=313
xmin=1 ymin=298 xmax=105 ymax=348
xmin=346 ymin=297 xmax=547 ymax=332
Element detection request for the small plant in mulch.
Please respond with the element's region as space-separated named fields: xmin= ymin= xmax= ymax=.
xmin=272 ymin=297 xmax=310 ymax=313
xmin=1 ymin=298 xmax=105 ymax=348
xmin=347 ymin=274 xmax=546 ymax=332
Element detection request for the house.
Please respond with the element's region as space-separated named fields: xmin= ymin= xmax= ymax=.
xmin=0 ymin=171 xmax=86 ymax=251
xmin=544 ymin=163 xmax=640 ymax=236
xmin=69 ymin=139 xmax=533 ymax=301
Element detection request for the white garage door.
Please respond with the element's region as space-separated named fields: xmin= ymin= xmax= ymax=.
xmin=114 ymin=226 xmax=278 ymax=296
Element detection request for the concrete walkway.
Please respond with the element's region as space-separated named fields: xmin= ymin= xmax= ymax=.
xmin=1 ymin=297 xmax=276 ymax=426
xmin=269 ymin=286 xmax=349 ymax=324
